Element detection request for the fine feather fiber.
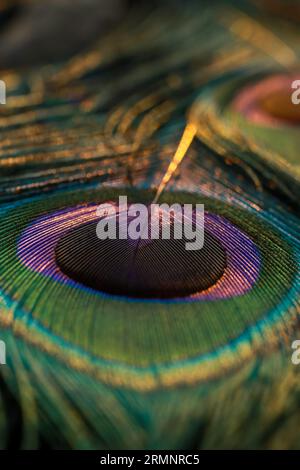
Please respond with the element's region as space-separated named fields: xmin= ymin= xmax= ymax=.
xmin=0 ymin=0 xmax=299 ymax=449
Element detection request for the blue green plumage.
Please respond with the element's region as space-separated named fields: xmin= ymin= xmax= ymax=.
xmin=0 ymin=0 xmax=299 ymax=449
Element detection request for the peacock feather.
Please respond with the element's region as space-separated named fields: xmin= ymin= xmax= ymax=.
xmin=0 ymin=0 xmax=299 ymax=449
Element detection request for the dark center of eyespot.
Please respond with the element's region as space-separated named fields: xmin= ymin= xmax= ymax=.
xmin=55 ymin=217 xmax=226 ymax=299
xmin=259 ymin=89 xmax=300 ymax=124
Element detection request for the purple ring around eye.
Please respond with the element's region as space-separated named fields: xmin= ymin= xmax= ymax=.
xmin=17 ymin=203 xmax=261 ymax=302
xmin=232 ymin=73 xmax=300 ymax=127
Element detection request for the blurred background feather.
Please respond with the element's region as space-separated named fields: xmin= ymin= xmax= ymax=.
xmin=0 ymin=0 xmax=299 ymax=449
